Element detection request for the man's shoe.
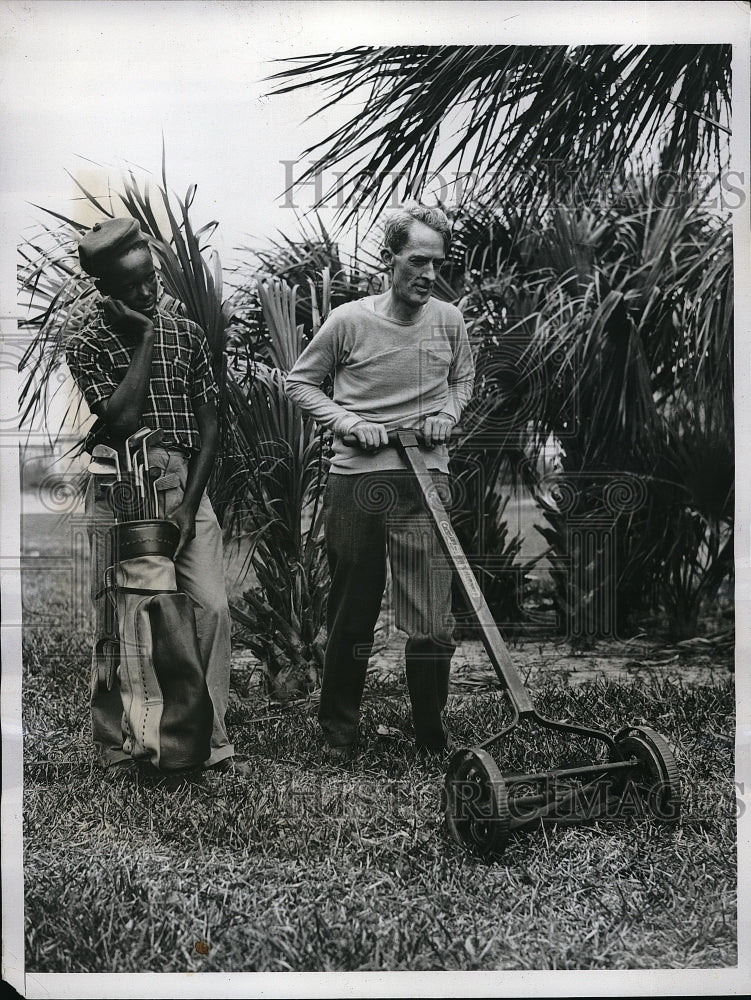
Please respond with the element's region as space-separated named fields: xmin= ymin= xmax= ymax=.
xmin=204 ymin=756 xmax=253 ymax=779
xmin=161 ymin=767 xmax=206 ymax=791
xmin=416 ymin=734 xmax=456 ymax=758
xmin=102 ymin=758 xmax=138 ymax=782
xmin=322 ymin=743 xmax=357 ymax=765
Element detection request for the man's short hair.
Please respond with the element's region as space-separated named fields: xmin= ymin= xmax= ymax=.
xmin=382 ymin=202 xmax=452 ymax=256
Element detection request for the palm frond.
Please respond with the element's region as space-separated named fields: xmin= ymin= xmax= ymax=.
xmin=268 ymin=44 xmax=731 ymax=221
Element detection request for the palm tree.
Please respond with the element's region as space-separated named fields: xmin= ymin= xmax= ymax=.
xmin=223 ymin=277 xmax=331 ymax=698
xmin=268 ymin=45 xmax=731 ymax=220
xmin=269 ymin=45 xmax=733 ymax=641
xmin=227 ymin=212 xmax=382 ymax=363
xmin=452 ymin=176 xmax=732 ymax=639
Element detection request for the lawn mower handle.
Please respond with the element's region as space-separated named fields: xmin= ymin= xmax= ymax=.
xmin=341 ymin=427 xmax=458 ymax=449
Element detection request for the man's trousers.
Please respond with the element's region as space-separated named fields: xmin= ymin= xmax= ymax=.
xmin=320 ymin=469 xmax=456 ymax=750
xmin=86 ymin=447 xmax=234 ymax=768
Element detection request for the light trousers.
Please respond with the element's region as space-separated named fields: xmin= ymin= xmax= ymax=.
xmin=86 ymin=447 xmax=233 ymax=767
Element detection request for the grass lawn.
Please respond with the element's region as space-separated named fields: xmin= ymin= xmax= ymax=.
xmin=21 ymin=579 xmax=736 ymax=974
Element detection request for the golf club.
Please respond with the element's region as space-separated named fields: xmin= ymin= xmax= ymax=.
xmin=92 ymin=443 xmax=121 ymax=480
xmin=132 ymin=447 xmax=147 ymax=517
xmin=125 ymin=428 xmax=152 ymax=517
xmin=88 ymin=459 xmax=118 ymax=477
xmin=146 ymin=467 xmax=161 ymax=520
xmin=141 ymin=430 xmax=164 ymax=518
xmin=125 ymin=428 xmax=151 ymax=475
xmin=153 ymin=472 xmax=180 ymax=520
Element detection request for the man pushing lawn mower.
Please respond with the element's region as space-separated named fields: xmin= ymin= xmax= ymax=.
xmin=285 ymin=203 xmax=475 ymax=762
xmin=66 ymin=218 xmax=250 ymax=782
xmin=286 ymin=203 xmax=682 ymax=857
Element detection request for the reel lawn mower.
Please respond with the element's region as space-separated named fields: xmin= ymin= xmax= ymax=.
xmin=345 ymin=428 xmax=681 ymax=858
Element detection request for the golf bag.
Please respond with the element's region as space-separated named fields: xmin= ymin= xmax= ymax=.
xmin=107 ymin=518 xmax=213 ymax=772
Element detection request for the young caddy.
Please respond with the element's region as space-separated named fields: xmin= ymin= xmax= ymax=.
xmin=66 ymin=218 xmax=248 ymax=780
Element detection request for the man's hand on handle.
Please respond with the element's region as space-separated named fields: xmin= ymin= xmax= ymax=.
xmin=345 ymin=418 xmax=458 ymax=451
xmin=420 ymin=413 xmax=455 ymax=448
xmin=350 ymin=421 xmax=390 ymax=452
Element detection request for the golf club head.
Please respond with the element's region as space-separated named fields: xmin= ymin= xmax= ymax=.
xmin=88 ymin=459 xmax=118 ymax=476
xmin=124 ymin=428 xmax=151 ymax=473
xmin=125 ymin=427 xmax=152 ymax=451
xmin=92 ymin=444 xmax=121 ymax=479
xmin=142 ymin=428 xmax=163 ymax=450
xmin=153 ymin=473 xmax=180 ymax=491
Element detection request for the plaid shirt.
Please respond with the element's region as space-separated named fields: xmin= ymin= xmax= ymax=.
xmin=66 ymin=301 xmax=219 ymax=454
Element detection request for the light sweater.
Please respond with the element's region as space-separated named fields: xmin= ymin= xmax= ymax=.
xmin=284 ymin=294 xmax=475 ymax=473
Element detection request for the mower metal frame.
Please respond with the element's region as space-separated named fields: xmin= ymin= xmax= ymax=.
xmin=390 ymin=428 xmax=681 ymax=855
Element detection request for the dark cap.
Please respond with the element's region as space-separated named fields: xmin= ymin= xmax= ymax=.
xmin=78 ymin=218 xmax=147 ymax=278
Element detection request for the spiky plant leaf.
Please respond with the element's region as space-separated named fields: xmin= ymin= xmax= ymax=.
xmin=268 ymin=44 xmax=731 ymax=221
